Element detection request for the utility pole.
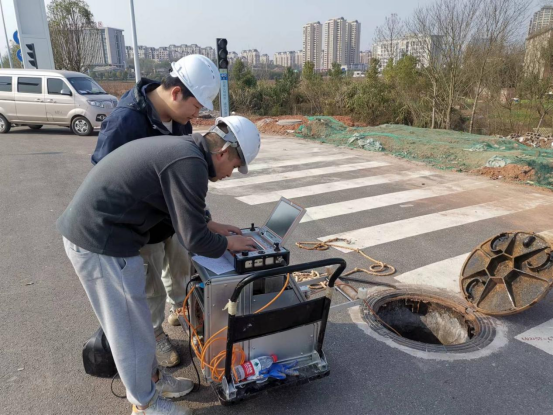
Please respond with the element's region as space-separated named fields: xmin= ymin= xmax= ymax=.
xmin=0 ymin=0 xmax=13 ymax=68
xmin=129 ymin=0 xmax=141 ymax=82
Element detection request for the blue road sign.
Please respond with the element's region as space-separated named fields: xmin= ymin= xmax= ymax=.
xmin=16 ymin=49 xmax=22 ymax=62
xmin=13 ymin=30 xmax=19 ymax=45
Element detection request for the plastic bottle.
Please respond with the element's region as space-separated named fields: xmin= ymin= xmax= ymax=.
xmin=233 ymin=354 xmax=277 ymax=382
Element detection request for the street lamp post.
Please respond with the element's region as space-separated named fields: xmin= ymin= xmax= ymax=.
xmin=0 ymin=0 xmax=13 ymax=68
xmin=129 ymin=0 xmax=141 ymax=82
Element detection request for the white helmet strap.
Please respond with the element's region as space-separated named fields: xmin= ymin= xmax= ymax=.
xmin=207 ymin=125 xmax=245 ymax=165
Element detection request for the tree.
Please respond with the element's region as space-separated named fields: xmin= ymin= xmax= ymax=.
xmin=328 ymin=62 xmax=344 ymax=79
xmin=409 ymin=0 xmax=482 ymax=129
xmin=374 ymin=13 xmax=405 ymax=69
xmin=231 ymin=59 xmax=257 ymax=88
xmin=47 ymin=0 xmax=95 ymax=71
xmin=1 ymin=42 xmax=23 ymax=68
xmin=465 ymin=0 xmax=531 ymax=133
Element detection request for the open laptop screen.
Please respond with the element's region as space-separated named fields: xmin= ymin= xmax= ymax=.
xmin=265 ymin=200 xmax=303 ymax=239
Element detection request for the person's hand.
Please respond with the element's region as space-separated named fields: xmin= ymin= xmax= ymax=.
xmin=226 ymin=235 xmax=258 ymax=252
xmin=208 ymin=221 xmax=242 ymax=236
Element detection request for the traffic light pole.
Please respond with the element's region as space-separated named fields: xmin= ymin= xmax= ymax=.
xmin=0 ymin=0 xmax=13 ymax=68
xmin=216 ymin=38 xmax=230 ymax=117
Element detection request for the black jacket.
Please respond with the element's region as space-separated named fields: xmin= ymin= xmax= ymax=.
xmin=58 ymin=134 xmax=227 ymax=258
xmin=91 ymin=78 xmax=192 ymax=165
xmin=90 ymin=78 xmax=194 ymax=244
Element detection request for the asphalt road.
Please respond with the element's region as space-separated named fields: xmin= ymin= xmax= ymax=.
xmin=2 ymin=126 xmax=553 ymax=415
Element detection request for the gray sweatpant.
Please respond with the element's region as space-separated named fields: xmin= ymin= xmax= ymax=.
xmin=63 ymin=237 xmax=157 ymax=407
xmin=140 ymin=234 xmax=192 ymax=337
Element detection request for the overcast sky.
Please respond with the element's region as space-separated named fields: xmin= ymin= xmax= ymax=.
xmin=0 ymin=0 xmax=543 ymax=57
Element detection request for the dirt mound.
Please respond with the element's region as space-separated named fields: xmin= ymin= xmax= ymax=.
xmin=472 ymin=165 xmax=536 ymax=182
xmin=192 ymin=115 xmax=309 ymax=135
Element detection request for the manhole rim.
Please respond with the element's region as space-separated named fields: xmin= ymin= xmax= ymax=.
xmin=362 ymin=287 xmax=496 ymax=353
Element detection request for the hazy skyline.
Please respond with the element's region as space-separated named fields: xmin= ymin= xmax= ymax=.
xmin=0 ymin=0 xmax=542 ymax=58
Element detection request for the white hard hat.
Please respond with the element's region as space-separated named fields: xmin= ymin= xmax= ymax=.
xmin=209 ymin=116 xmax=261 ymax=174
xmin=170 ymin=55 xmax=220 ymax=110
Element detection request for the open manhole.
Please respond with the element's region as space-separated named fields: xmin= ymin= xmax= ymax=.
xmin=362 ymin=288 xmax=496 ymax=353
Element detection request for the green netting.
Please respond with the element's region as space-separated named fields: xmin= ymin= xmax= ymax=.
xmin=296 ymin=116 xmax=553 ymax=189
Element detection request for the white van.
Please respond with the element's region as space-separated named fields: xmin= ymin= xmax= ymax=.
xmin=0 ymin=69 xmax=118 ymax=136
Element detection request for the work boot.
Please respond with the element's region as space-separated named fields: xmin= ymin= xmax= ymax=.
xmin=156 ymin=333 xmax=180 ymax=368
xmin=132 ymin=392 xmax=193 ymax=415
xmin=167 ymin=308 xmax=182 ymax=327
xmin=155 ymin=368 xmax=195 ymax=399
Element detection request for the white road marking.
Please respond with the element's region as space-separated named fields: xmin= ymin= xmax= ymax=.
xmin=320 ymin=196 xmax=553 ymax=251
xmin=395 ymin=253 xmax=468 ymax=292
xmin=248 ymin=154 xmax=354 ymax=171
xmin=210 ymin=161 xmax=390 ymax=189
xmin=516 ymin=318 xmax=553 ymax=356
xmin=395 ymin=229 xmax=553 ymax=292
xmin=302 ymin=180 xmax=491 ymax=222
xmin=236 ymin=170 xmax=436 ymax=205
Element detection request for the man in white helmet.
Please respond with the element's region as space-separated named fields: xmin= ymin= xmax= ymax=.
xmin=91 ymin=55 xmax=233 ymax=368
xmin=58 ymin=116 xmax=261 ymax=414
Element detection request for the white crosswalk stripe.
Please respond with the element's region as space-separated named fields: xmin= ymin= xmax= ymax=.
xmin=301 ymin=179 xmax=492 ymax=222
xmin=248 ymin=154 xmax=355 ymax=171
xmin=236 ymin=170 xmax=437 ymax=205
xmin=319 ymin=196 xmax=553 ymax=251
xmin=395 ymin=229 xmax=553 ymax=292
xmin=210 ymin=161 xmax=390 ymax=189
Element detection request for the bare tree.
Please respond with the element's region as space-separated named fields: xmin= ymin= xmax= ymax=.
xmin=47 ymin=0 xmax=96 ymax=72
xmin=466 ymin=0 xmax=532 ymax=133
xmin=409 ymin=0 xmax=481 ymax=130
xmin=374 ymin=14 xmax=405 ymax=69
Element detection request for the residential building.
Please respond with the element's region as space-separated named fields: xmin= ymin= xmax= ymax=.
xmin=346 ymin=20 xmax=361 ymax=66
xmin=524 ymin=27 xmax=553 ymax=78
xmin=274 ymin=51 xmax=296 ymax=68
xmin=303 ymin=21 xmax=323 ymax=71
xmin=228 ymin=51 xmax=239 ymax=64
xmin=323 ymin=17 xmax=348 ymax=70
xmin=241 ymin=49 xmax=260 ymax=66
xmin=154 ymin=47 xmax=170 ymax=62
xmin=529 ymin=6 xmax=553 ymax=37
xmin=260 ymin=54 xmax=271 ymax=65
xmin=295 ymin=50 xmax=304 ymax=69
xmin=372 ymin=34 xmax=442 ymax=71
xmin=84 ymin=25 xmax=127 ymax=69
xmin=359 ymin=50 xmax=372 ymax=66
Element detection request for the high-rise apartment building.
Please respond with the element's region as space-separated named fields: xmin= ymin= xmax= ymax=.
xmin=529 ymin=6 xmax=553 ymax=36
xmin=346 ymin=20 xmax=361 ymax=66
xmin=322 ymin=18 xmax=361 ymax=70
xmin=295 ymin=50 xmax=304 ymax=69
xmin=303 ymin=21 xmax=323 ymax=71
xmin=85 ymin=25 xmax=127 ymax=69
xmin=323 ymin=17 xmax=347 ymax=70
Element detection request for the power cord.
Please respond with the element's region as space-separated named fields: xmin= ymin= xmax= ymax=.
xmin=111 ymin=372 xmax=126 ymax=399
xmin=186 ymin=277 xmax=202 ymax=392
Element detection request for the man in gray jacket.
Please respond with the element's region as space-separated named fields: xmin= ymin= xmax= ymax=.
xmin=58 ymin=116 xmax=261 ymax=415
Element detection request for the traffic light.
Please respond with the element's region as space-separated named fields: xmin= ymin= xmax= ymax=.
xmin=216 ymin=38 xmax=228 ymax=69
xmin=26 ymin=43 xmax=38 ymax=69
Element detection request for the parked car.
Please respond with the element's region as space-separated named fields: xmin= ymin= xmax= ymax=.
xmin=0 ymin=69 xmax=118 ymax=136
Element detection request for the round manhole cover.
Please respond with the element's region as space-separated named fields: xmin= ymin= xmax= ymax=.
xmin=460 ymin=231 xmax=553 ymax=316
xmin=362 ymin=289 xmax=495 ymax=353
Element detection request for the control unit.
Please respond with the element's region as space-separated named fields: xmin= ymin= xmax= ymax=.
xmin=225 ymin=198 xmax=305 ymax=273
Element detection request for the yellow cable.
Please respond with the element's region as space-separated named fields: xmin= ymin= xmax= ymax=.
xmin=181 ymin=273 xmax=291 ymax=383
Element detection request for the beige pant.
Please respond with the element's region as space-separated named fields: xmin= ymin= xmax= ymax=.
xmin=140 ymin=233 xmax=193 ymax=336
